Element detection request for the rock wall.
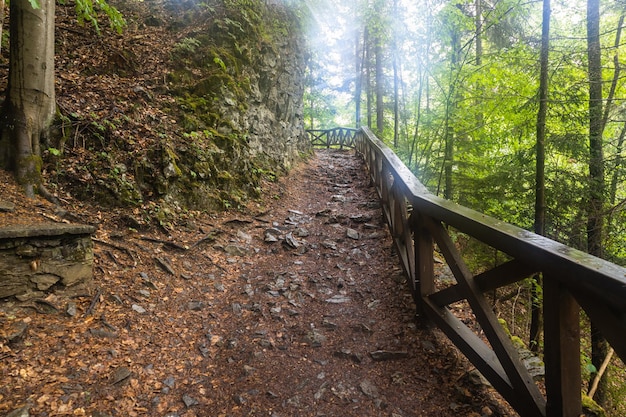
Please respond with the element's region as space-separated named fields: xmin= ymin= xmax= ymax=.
xmin=0 ymin=224 xmax=95 ymax=299
xmin=241 ymin=28 xmax=309 ymax=170
xmin=160 ymin=0 xmax=310 ymax=210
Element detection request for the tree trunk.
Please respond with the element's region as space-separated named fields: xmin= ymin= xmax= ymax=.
xmin=355 ymin=27 xmax=365 ymax=128
xmin=442 ymin=30 xmax=460 ymax=200
xmin=530 ymin=0 xmax=551 ymax=353
xmin=364 ymin=28 xmax=373 ymax=130
xmin=586 ymin=0 xmax=609 ymax=406
xmin=0 ymin=0 xmax=56 ymax=198
xmin=392 ymin=0 xmax=399 ymax=147
xmin=375 ymin=36 xmax=384 ymax=137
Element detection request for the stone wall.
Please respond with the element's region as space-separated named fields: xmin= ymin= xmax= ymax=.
xmin=0 ymin=224 xmax=95 ymax=299
xmin=241 ymin=20 xmax=309 ymax=170
xmin=212 ymin=5 xmax=309 ymax=170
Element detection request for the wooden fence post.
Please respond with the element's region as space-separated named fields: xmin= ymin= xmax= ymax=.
xmin=414 ymin=213 xmax=434 ymax=319
xmin=544 ymin=276 xmax=581 ymax=417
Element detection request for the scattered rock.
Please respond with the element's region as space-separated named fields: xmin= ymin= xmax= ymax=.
xmin=315 ymin=208 xmax=332 ymax=217
xmin=163 ymin=376 xmax=176 ymax=388
xmin=294 ymin=227 xmax=309 ymax=237
xmin=0 ymin=200 xmax=16 ymax=212
xmin=303 ymin=330 xmax=326 ymax=347
xmin=369 ymin=350 xmax=409 ymax=361
xmin=359 ymin=379 xmax=379 ymax=398
xmin=264 ymin=230 xmax=279 ymax=242
xmin=237 ymin=230 xmax=253 ymax=243
xmin=284 ymin=232 xmax=300 ymax=248
xmin=321 ymin=319 xmax=337 ymax=329
xmin=89 ymin=328 xmax=118 ymax=339
xmin=188 ymin=301 xmax=205 ymax=311
xmin=66 ymin=301 xmax=77 ymax=317
xmin=5 ymin=405 xmax=30 ymax=417
xmin=182 ymin=394 xmax=199 ymax=407
xmin=131 ymin=304 xmax=147 ymax=314
xmin=321 ymin=240 xmax=337 ymax=250
xmin=421 ymin=340 xmax=436 ymax=352
xmin=346 ymin=228 xmax=360 ymax=240
xmin=331 ymin=195 xmax=347 ymax=203
xmin=467 ymin=369 xmax=491 ymax=387
xmin=325 ymin=295 xmax=350 ymax=304
xmin=224 ymin=244 xmax=248 ymax=256
xmin=110 ymin=366 xmax=132 ymax=384
xmin=333 ymin=349 xmax=362 ymax=363
xmin=6 ymin=321 xmax=29 ymax=344
xmin=350 ymin=213 xmax=372 ymax=223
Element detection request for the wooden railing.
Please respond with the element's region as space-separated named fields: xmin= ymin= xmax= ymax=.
xmin=354 ymin=127 xmax=626 ymax=417
xmin=307 ymin=127 xmax=357 ymax=149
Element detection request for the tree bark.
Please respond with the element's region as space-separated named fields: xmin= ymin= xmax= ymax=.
xmin=364 ymin=28 xmax=373 ymax=130
xmin=392 ymin=0 xmax=399 ymax=147
xmin=375 ymin=35 xmax=384 ymax=136
xmin=586 ymin=0 xmax=609 ymax=406
xmin=355 ymin=26 xmax=365 ymax=128
xmin=0 ymin=0 xmax=56 ymax=198
xmin=530 ymin=0 xmax=551 ymax=353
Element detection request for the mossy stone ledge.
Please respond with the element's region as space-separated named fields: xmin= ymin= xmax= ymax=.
xmin=0 ymin=223 xmax=96 ymax=299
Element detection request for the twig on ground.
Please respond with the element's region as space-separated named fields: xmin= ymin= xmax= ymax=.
xmin=84 ymin=288 xmax=103 ymax=317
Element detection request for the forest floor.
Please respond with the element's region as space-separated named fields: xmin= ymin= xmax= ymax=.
xmin=0 ymin=150 xmax=515 ymax=417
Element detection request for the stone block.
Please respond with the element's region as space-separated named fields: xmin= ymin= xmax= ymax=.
xmin=0 ymin=223 xmax=96 ymax=299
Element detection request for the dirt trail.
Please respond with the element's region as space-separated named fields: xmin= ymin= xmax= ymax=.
xmin=1 ymin=150 xmax=510 ymax=417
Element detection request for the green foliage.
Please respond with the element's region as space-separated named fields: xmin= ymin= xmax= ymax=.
xmin=63 ymin=0 xmax=126 ymax=34
xmin=172 ymin=37 xmax=202 ymax=58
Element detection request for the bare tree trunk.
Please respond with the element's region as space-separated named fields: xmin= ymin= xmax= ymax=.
xmin=375 ymin=37 xmax=384 ymax=136
xmin=355 ymin=27 xmax=365 ymax=128
xmin=392 ymin=0 xmax=399 ymax=147
xmin=586 ymin=0 xmax=609 ymax=406
xmin=442 ymin=30 xmax=459 ymax=200
xmin=0 ymin=0 xmax=56 ymax=197
xmin=530 ymin=0 xmax=551 ymax=353
xmin=365 ymin=28 xmax=373 ymax=130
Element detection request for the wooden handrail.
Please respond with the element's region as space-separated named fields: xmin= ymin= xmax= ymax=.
xmin=307 ymin=127 xmax=357 ymax=149
xmin=354 ymin=126 xmax=626 ymax=417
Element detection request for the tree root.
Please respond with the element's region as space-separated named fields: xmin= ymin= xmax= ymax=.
xmin=38 ymin=183 xmax=60 ymax=205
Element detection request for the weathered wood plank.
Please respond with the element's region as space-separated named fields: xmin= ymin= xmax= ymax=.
xmin=544 ymin=278 xmax=581 ymax=417
xmin=424 ymin=216 xmax=546 ymax=416
xmin=430 ymin=260 xmax=539 ymax=307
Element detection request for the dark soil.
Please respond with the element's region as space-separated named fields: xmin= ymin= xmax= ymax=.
xmin=1 ymin=150 xmax=514 ymax=417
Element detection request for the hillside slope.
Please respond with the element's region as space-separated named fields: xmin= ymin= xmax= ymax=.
xmin=3 ymin=0 xmax=309 ymax=223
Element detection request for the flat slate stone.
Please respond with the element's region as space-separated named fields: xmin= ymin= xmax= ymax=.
xmin=0 ymin=200 xmax=16 ymax=212
xmin=0 ymin=223 xmax=96 ymax=239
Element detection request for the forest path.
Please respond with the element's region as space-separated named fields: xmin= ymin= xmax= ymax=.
xmin=0 ymin=151 xmax=509 ymax=417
